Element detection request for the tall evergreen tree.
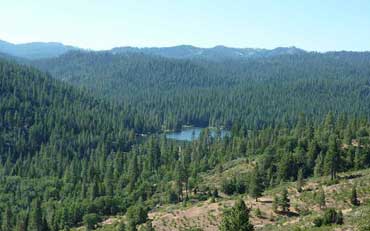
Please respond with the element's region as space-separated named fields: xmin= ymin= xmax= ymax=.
xmin=28 ymin=199 xmax=44 ymax=231
xmin=324 ymin=136 xmax=340 ymax=180
xmin=1 ymin=205 xmax=13 ymax=231
xmin=15 ymin=212 xmax=28 ymax=231
xmin=314 ymin=152 xmax=324 ymax=177
xmin=317 ymin=187 xmax=326 ymax=210
xmin=351 ymin=185 xmax=360 ymax=206
xmin=220 ymin=199 xmax=254 ymax=231
xmin=279 ymin=189 xmax=290 ymax=213
xmin=249 ymin=167 xmax=263 ymax=201
xmin=296 ymin=168 xmax=304 ymax=193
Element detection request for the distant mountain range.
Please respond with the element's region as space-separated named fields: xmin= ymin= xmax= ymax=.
xmin=0 ymin=39 xmax=306 ymax=60
xmin=0 ymin=39 xmax=78 ymax=59
xmin=111 ymin=45 xmax=306 ymax=61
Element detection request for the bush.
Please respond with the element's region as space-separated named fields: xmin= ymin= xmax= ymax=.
xmin=83 ymin=213 xmax=101 ymax=230
xmin=323 ymin=208 xmax=343 ymax=225
xmin=255 ymin=208 xmax=262 ymax=218
xmin=167 ymin=190 xmax=179 ymax=204
xmin=126 ymin=204 xmax=148 ymax=227
xmin=93 ymin=196 xmax=121 ymax=215
xmin=313 ymin=217 xmax=323 ymax=227
xmin=221 ymin=177 xmax=247 ymax=195
xmin=314 ymin=208 xmax=343 ymax=227
xmin=324 ymin=178 xmax=339 ymax=186
xmin=212 ymin=188 xmax=219 ymax=198
xmin=195 ymin=193 xmax=209 ymax=201
xmin=235 ymin=178 xmax=247 ymax=194
xmin=221 ymin=178 xmax=236 ymax=195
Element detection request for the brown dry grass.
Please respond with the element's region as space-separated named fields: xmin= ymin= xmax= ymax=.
xmin=148 ymin=169 xmax=370 ymax=231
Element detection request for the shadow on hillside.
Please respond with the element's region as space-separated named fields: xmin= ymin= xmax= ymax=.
xmin=339 ymin=173 xmax=363 ymax=180
xmin=275 ymin=211 xmax=299 ymax=217
xmin=257 ymin=198 xmax=273 ymax=204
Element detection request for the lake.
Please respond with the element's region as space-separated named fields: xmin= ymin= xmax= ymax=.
xmin=165 ymin=127 xmax=230 ymax=141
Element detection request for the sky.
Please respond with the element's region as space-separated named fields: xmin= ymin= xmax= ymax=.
xmin=1 ymin=0 xmax=370 ymax=51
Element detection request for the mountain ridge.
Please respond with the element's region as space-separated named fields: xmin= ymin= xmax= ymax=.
xmin=110 ymin=45 xmax=306 ymax=60
xmin=0 ymin=38 xmax=307 ymax=60
xmin=0 ymin=39 xmax=79 ymax=59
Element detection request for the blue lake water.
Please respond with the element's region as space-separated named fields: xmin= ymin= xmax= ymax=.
xmin=165 ymin=127 xmax=230 ymax=141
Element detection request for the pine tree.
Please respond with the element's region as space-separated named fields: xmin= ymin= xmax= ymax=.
xmin=351 ymin=185 xmax=360 ymax=206
xmin=317 ymin=187 xmax=326 ymax=210
xmin=16 ymin=219 xmax=28 ymax=231
xmin=90 ymin=180 xmax=99 ymax=201
xmin=296 ymin=168 xmax=304 ymax=193
xmin=277 ymin=153 xmax=292 ymax=182
xmin=213 ymin=188 xmax=219 ymax=198
xmin=15 ymin=212 xmax=28 ymax=231
xmin=220 ymin=199 xmax=254 ymax=231
xmin=314 ymin=152 xmax=324 ymax=177
xmin=128 ymin=155 xmax=139 ymax=192
xmin=60 ymin=207 xmax=70 ymax=230
xmin=324 ymin=136 xmax=340 ymax=180
xmin=126 ymin=204 xmax=148 ymax=231
xmin=354 ymin=148 xmax=362 ymax=170
xmin=321 ymin=208 xmax=344 ymax=225
xmin=2 ymin=205 xmax=13 ymax=231
xmin=175 ymin=161 xmax=188 ymax=202
xmin=83 ymin=213 xmax=100 ymax=231
xmin=279 ymin=188 xmax=290 ymax=213
xmin=336 ymin=210 xmax=344 ymax=225
xmin=249 ymin=168 xmax=263 ymax=201
xmin=307 ymin=140 xmax=319 ymax=173
xmin=28 ymin=199 xmax=43 ymax=231
xmin=324 ymin=112 xmax=335 ymax=132
xmin=104 ymin=162 xmax=114 ymax=197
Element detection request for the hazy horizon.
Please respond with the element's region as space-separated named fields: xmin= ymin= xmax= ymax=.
xmin=1 ymin=0 xmax=370 ymax=52
xmin=0 ymin=38 xmax=302 ymax=51
xmin=2 ymin=38 xmax=369 ymax=53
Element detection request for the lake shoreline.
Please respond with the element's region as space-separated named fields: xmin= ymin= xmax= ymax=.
xmin=165 ymin=126 xmax=230 ymax=141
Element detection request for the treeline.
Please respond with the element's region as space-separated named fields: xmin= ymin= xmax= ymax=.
xmin=32 ymin=51 xmax=370 ymax=131
xmin=219 ymin=112 xmax=370 ymax=199
xmin=0 ymin=59 xmax=139 ymax=163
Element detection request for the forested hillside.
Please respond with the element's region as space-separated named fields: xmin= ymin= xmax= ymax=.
xmin=0 ymin=56 xmax=370 ymax=230
xmin=32 ymin=51 xmax=370 ymax=131
xmin=0 ymin=59 xmax=138 ymax=161
xmin=0 ymin=59 xmax=138 ymax=230
xmin=2 ymin=0 xmax=370 ymax=230
xmin=2 ymin=49 xmax=370 ymax=231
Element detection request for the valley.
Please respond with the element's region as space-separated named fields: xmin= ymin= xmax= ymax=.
xmin=3 ymin=2 xmax=370 ymax=230
xmin=1 ymin=39 xmax=370 ymax=231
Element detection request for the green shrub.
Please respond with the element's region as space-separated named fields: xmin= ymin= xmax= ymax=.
xmin=83 ymin=213 xmax=101 ymax=230
xmin=314 ymin=208 xmax=343 ymax=227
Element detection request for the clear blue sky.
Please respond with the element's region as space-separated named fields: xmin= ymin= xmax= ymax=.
xmin=1 ymin=0 xmax=370 ymax=51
